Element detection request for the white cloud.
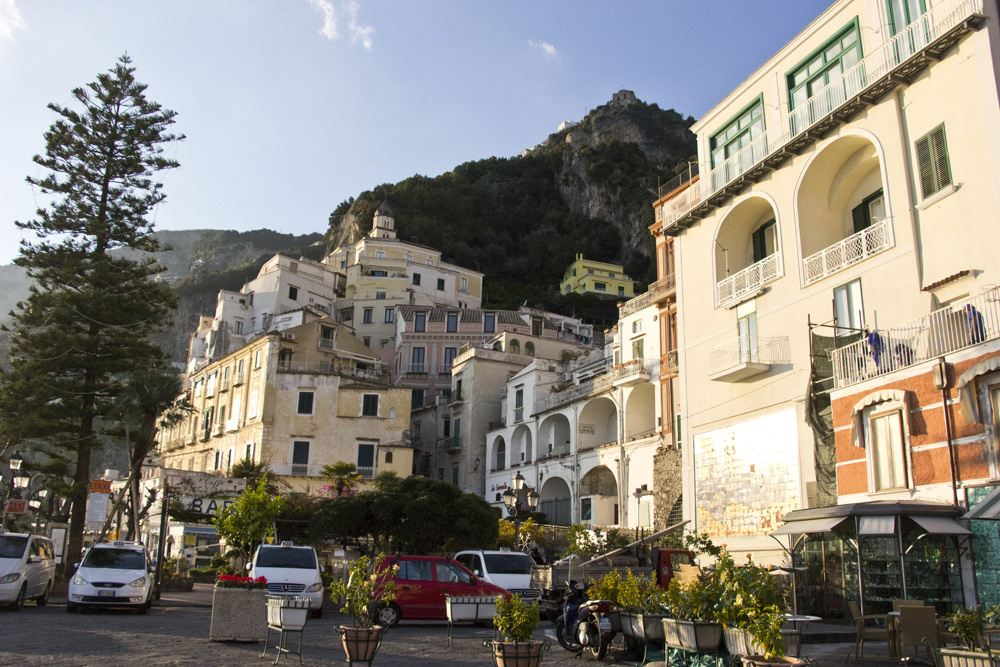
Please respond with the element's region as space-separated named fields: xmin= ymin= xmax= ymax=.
xmin=307 ymin=0 xmax=372 ymax=49
xmin=345 ymin=1 xmax=373 ymax=51
xmin=528 ymin=40 xmax=556 ymax=57
xmin=0 ymin=0 xmax=26 ymax=41
xmin=308 ymin=0 xmax=339 ymax=40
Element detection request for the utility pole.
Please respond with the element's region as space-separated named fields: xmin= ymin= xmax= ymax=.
xmin=154 ymin=480 xmax=169 ymax=600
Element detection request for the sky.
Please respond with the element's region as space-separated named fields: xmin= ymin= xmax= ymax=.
xmin=0 ymin=0 xmax=833 ymax=267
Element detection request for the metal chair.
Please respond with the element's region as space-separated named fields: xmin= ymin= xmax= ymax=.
xmin=848 ymin=600 xmax=890 ymax=660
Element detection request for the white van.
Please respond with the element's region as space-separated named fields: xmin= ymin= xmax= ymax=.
xmin=0 ymin=532 xmax=57 ymax=610
xmin=249 ymin=541 xmax=324 ymax=617
xmin=454 ymin=549 xmax=540 ymax=601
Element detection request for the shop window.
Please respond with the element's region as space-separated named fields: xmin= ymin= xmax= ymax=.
xmin=915 ymin=124 xmax=952 ymax=199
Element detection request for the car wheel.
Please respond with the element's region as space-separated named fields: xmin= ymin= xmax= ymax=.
xmin=36 ymin=581 xmax=51 ymax=606
xmin=376 ymin=603 xmax=401 ymax=628
xmin=9 ymin=585 xmax=25 ymax=611
xmin=66 ymin=603 xmax=78 ymax=614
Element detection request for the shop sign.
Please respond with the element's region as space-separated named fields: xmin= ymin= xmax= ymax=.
xmin=181 ymin=497 xmax=235 ymax=516
xmin=5 ymin=499 xmax=26 ymax=514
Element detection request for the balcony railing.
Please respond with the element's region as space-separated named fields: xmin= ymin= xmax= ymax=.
xmin=440 ymin=436 xmax=461 ymax=452
xmin=710 ymin=335 xmax=791 ymax=379
xmin=716 ymin=254 xmax=781 ymax=308
xmin=514 ymin=407 xmax=524 ymax=423
xmin=619 ymin=291 xmax=651 ymax=318
xmin=406 ymin=364 xmax=427 ymax=374
xmin=219 ymin=378 xmax=229 ymax=391
xmin=802 ymin=218 xmax=893 ymax=286
xmin=233 ymin=372 xmax=244 ymax=386
xmin=318 ymin=337 xmax=335 ymax=350
xmin=832 ymin=287 xmax=1000 ymax=388
xmin=658 ymin=0 xmax=984 ymax=234
xmin=357 ymin=466 xmax=376 ymax=479
xmin=648 ymin=274 xmax=676 ymax=303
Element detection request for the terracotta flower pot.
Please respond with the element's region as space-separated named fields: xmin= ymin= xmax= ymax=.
xmin=339 ymin=625 xmax=385 ymax=663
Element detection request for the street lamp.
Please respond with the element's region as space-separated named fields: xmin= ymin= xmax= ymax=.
xmin=502 ymin=472 xmax=539 ymax=550
xmin=8 ymin=451 xmax=23 ymax=472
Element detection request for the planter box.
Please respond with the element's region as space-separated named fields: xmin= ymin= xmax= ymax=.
xmin=724 ymin=627 xmax=799 ymax=657
xmin=636 ymin=613 xmax=667 ymax=641
xmin=608 ymin=610 xmax=623 ymax=634
xmin=935 ymin=647 xmax=999 ymax=667
xmin=489 ymin=640 xmax=545 ymax=667
xmin=676 ymin=619 xmax=723 ymax=651
xmin=618 ymin=611 xmax=638 ymax=638
xmin=266 ymin=595 xmax=310 ymax=632
xmin=209 ymin=587 xmax=267 ymax=642
xmin=661 ymin=618 xmax=682 ymax=647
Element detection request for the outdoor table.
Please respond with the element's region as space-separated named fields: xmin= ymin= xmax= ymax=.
xmin=780 ymin=614 xmax=821 ymax=657
xmin=781 ymin=614 xmax=822 ymax=630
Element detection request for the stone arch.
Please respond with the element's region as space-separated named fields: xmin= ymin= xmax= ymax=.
xmin=538 ymin=413 xmax=572 ymax=457
xmin=578 ymin=396 xmax=618 ymax=451
xmin=539 ymin=476 xmax=572 ymax=526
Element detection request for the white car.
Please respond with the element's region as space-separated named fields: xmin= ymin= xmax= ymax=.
xmin=453 ymin=549 xmax=541 ymax=601
xmin=250 ymin=542 xmax=324 ymax=617
xmin=0 ymin=532 xmax=57 ymax=609
xmin=67 ymin=541 xmax=154 ymax=614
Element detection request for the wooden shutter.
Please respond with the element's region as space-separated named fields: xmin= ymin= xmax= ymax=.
xmin=915 ymin=134 xmax=934 ymax=198
xmin=929 ymin=125 xmax=951 ymax=190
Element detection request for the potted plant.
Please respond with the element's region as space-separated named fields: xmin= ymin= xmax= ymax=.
xmin=208 ymin=574 xmax=269 ymax=642
xmin=666 ymin=576 xmax=723 ymax=651
xmin=936 ymin=605 xmax=1000 ymax=666
xmin=490 ymin=594 xmax=545 ymax=667
xmin=616 ymin=569 xmax=668 ymax=640
xmin=329 ymin=553 xmax=398 ymax=664
xmin=587 ymin=570 xmax=622 ymax=632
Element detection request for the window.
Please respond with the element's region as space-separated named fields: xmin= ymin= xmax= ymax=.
xmin=193 ymin=378 xmax=203 ymax=397
xmin=292 ymin=441 xmax=309 ymax=475
xmin=412 ymin=273 xmax=421 ymax=286
xmin=594 ymin=282 xmax=607 ymax=291
xmin=864 ymin=404 xmax=908 ymax=491
xmin=632 ymin=321 xmax=642 ymax=334
xmin=852 ymin=190 xmax=885 ymax=232
xmin=524 ymin=342 xmax=534 ymax=356
xmin=437 ymin=278 xmax=445 ymax=291
xmin=738 ymin=313 xmax=758 ymax=363
xmin=357 ymin=443 xmax=375 ymax=474
xmin=532 ymin=318 xmax=542 ymax=336
xmin=375 ymin=291 xmax=386 ymax=300
xmin=834 ymin=279 xmax=865 ymax=335
xmin=405 ymin=253 xmax=413 ymax=262
xmin=452 ymin=465 xmax=460 ymax=486
xmin=588 ymin=269 xmax=594 ymax=275
xmin=371 ymin=270 xmax=387 ymax=277
xmin=363 ymin=336 xmax=371 ymax=347
xmin=411 ymin=347 xmax=426 ymax=372
xmin=414 ymin=313 xmax=426 ymax=332
xmin=214 ymin=451 xmax=221 ymax=470
xmin=618 ymin=286 xmax=625 ymax=296
xmin=509 ymin=339 xmax=520 ymax=354
xmin=411 ymin=389 xmax=424 ymax=410
xmin=254 ymin=350 xmax=262 ymax=368
xmin=887 ymin=0 xmax=926 ymax=34
xmin=384 ymin=308 xmax=394 ymax=323
xmin=447 ymin=313 xmax=458 ymax=332
xmin=363 ymin=308 xmax=373 ymax=324
xmin=710 ymin=98 xmax=764 ymax=168
xmin=460 ymin=276 xmax=468 ymax=293
xmin=484 ymin=314 xmax=495 ymax=333
xmin=288 ymin=285 xmax=298 ymax=301
xmin=632 ymin=338 xmax=644 ymax=360
xmin=751 ymin=219 xmax=777 ymax=263
xmin=362 ymin=394 xmax=379 ymax=417
xmin=375 ymin=250 xmax=386 ymax=259
xmin=248 ymin=390 xmax=259 ymax=418
xmin=236 ymin=359 xmax=244 ymax=379
xmin=234 ymin=319 xmax=243 ymax=335
xmin=443 ymin=418 xmax=451 ymax=437
xmin=915 ymin=125 xmax=952 ymax=199
xmin=444 ymin=347 xmax=457 ymax=368
xmin=297 ymin=391 xmax=314 ymax=415
xmin=514 ymin=388 xmax=523 ymax=422
xmin=572 ymin=269 xmax=577 ymax=276
xmin=385 ymin=451 xmax=393 ymax=464
xmin=787 ymin=21 xmax=861 ymax=110
xmin=496 ymin=441 xmax=506 ymax=471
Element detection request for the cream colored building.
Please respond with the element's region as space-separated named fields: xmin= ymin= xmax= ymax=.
xmin=157 ymin=317 xmax=413 ymax=494
xmin=651 ymin=0 xmax=1000 ymax=578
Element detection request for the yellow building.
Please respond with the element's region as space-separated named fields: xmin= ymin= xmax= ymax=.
xmin=156 ymin=316 xmax=413 ymax=494
xmin=559 ymin=254 xmax=635 ymax=299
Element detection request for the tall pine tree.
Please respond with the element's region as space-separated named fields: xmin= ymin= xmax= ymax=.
xmin=0 ymin=55 xmax=182 ymax=569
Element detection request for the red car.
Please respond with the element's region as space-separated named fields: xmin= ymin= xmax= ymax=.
xmin=374 ymin=555 xmax=510 ymax=626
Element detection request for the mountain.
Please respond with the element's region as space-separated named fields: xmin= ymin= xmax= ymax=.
xmin=324 ymin=94 xmax=695 ymax=311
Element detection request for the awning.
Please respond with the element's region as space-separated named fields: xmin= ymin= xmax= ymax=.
xmin=964 ymin=486 xmax=1000 ymax=520
xmin=182 ymin=525 xmax=219 ymax=535
xmin=771 ymin=517 xmax=846 ymax=536
xmin=911 ymin=515 xmax=972 ymax=535
xmin=859 ymin=515 xmax=895 ymax=535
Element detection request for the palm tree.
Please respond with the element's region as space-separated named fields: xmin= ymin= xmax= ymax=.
xmin=321 ymin=461 xmax=362 ymax=497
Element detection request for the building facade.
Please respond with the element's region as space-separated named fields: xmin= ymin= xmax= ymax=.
xmin=559 ymin=253 xmax=636 ymax=300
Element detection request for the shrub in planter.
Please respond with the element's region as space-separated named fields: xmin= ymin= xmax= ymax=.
xmin=491 ymin=595 xmax=544 ymax=667
xmin=666 ymin=576 xmax=724 ymax=650
xmin=945 ymin=604 xmax=1000 ymax=652
xmin=711 ymin=552 xmax=790 ymax=662
xmin=330 ymin=554 xmax=398 ymax=664
xmin=209 ymin=575 xmax=269 ymax=642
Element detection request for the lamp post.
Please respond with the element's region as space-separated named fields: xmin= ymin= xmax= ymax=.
xmin=1 ymin=452 xmax=26 ymax=531
xmin=502 ymin=471 xmax=539 ymax=551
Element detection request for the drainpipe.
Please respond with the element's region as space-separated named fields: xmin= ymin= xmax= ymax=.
xmin=618 ymin=386 xmax=628 ymax=527
xmin=934 ymin=358 xmax=960 ymax=506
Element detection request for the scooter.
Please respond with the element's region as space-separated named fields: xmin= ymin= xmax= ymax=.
xmin=554 ymin=580 xmax=614 ymax=660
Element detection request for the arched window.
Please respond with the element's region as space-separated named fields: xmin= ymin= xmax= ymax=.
xmin=496 ymin=441 xmax=506 ymax=471
xmin=509 ymin=339 xmax=520 ymax=354
xmin=384 ymin=451 xmax=393 ymax=464
xmin=525 ymin=342 xmax=535 ymax=357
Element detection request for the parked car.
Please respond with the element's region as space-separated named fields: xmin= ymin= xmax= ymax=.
xmin=249 ymin=541 xmax=324 ymax=618
xmin=372 ymin=555 xmax=510 ymax=627
xmin=0 ymin=532 xmax=57 ymax=610
xmin=454 ymin=549 xmax=540 ymax=601
xmin=67 ymin=540 xmax=153 ymax=613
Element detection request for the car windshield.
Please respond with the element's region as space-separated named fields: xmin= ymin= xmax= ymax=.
xmin=483 ymin=553 xmax=533 ymax=575
xmin=82 ymin=548 xmax=146 ymax=570
xmin=0 ymin=536 xmax=28 ymax=559
xmin=256 ymin=548 xmax=316 ymax=569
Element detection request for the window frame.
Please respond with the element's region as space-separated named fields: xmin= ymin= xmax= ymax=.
xmin=384 ymin=308 xmax=395 ymax=323
xmin=834 ymin=278 xmax=865 ymax=336
xmin=297 ymin=390 xmax=315 ymax=415
xmin=915 ymin=124 xmax=952 ymax=200
xmin=447 ymin=312 xmax=458 ymax=333
xmin=436 ymin=278 xmax=445 ymax=291
xmin=864 ymin=403 xmax=910 ymax=492
xmin=362 ymin=393 xmax=379 ymax=417
xmin=414 ymin=313 xmax=426 ymax=332
xmin=363 ymin=308 xmax=373 ymax=324
xmin=412 ymin=272 xmax=421 ymax=286
xmin=288 ymin=285 xmax=298 ymax=301
xmin=484 ymin=314 xmax=495 ymax=333
xmin=709 ymin=95 xmax=765 ymax=169
xmin=785 ymin=19 xmax=862 ymax=111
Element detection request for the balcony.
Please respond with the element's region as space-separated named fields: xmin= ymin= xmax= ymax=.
xmin=488 ymin=417 xmax=506 ymax=431
xmin=357 ymin=466 xmax=376 ymax=479
xmin=440 ymin=436 xmax=461 ymax=453
xmin=406 ymin=364 xmax=428 ymax=375
xmin=219 ymin=378 xmax=229 ymax=392
xmin=619 ymin=291 xmax=651 ymax=318
xmin=271 ymin=463 xmax=322 ymax=477
xmin=449 ymin=390 xmax=463 ymax=406
xmin=659 ymin=0 xmax=985 ymax=235
xmin=233 ymin=372 xmax=244 ymax=386
xmin=224 ymin=418 xmax=241 ymax=433
xmin=513 ymin=407 xmax=524 ymax=423
xmin=648 ymin=274 xmax=676 ymax=304
xmin=832 ymin=287 xmax=1000 ymax=388
xmin=609 ymin=358 xmax=654 ymax=387
xmin=318 ymin=337 xmax=335 ymax=350
xmin=437 ymin=364 xmax=453 ymax=375
xmin=716 ymin=254 xmax=781 ymax=308
xmin=802 ymin=218 xmax=893 ymax=286
xmin=709 ymin=335 xmax=790 ymax=382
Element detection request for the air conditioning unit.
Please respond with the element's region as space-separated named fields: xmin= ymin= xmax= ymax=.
xmin=282 ymin=332 xmax=296 ymax=341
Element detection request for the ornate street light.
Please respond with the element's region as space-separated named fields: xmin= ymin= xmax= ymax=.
xmin=502 ymin=473 xmax=539 ymax=550
xmin=7 ymin=451 xmax=23 ymax=472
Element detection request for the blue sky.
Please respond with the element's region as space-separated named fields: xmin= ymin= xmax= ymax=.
xmin=0 ymin=0 xmax=831 ymax=267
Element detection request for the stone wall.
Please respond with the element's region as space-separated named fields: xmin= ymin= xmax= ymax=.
xmin=652 ymin=446 xmax=682 ymax=531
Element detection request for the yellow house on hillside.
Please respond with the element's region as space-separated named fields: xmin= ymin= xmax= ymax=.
xmin=559 ymin=254 xmax=635 ymax=299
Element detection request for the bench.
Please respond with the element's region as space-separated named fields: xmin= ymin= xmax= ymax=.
xmin=445 ymin=595 xmax=501 ymax=649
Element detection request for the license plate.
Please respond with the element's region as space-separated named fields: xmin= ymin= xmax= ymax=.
xmin=98 ymin=590 xmax=115 ymax=597
xmin=599 ymin=617 xmax=611 ymax=631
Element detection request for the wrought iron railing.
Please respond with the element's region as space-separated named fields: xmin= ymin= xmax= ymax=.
xmin=832 ymin=287 xmax=1000 ymax=388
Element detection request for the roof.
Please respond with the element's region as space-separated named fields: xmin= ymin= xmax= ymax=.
xmin=781 ymin=500 xmax=963 ymax=523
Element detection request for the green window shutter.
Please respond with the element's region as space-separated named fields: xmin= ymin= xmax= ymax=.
xmin=852 ymin=202 xmax=869 ymax=233
xmin=752 ymin=226 xmax=767 ymax=263
xmin=915 ymin=134 xmax=934 ymax=198
xmin=930 ymin=126 xmax=951 ymax=190
xmin=915 ymin=124 xmax=950 ymax=199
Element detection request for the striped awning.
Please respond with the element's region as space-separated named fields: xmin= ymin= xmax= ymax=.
xmin=182 ymin=525 xmax=219 ymax=535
